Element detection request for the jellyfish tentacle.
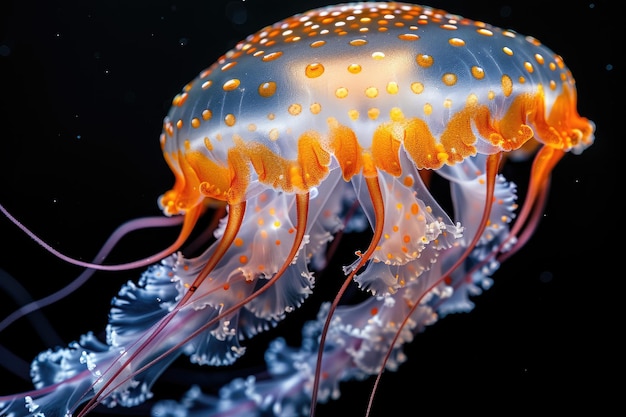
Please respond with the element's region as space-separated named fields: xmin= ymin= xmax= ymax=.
xmin=499 ymin=146 xmax=564 ymax=260
xmin=0 ymin=214 xmax=192 ymax=334
xmin=0 ymin=269 xmax=64 ymax=360
xmin=310 ymin=174 xmax=385 ymax=417
xmin=443 ymin=152 xmax=503 ymax=280
xmin=0 ymin=201 xmax=202 ymax=271
xmin=180 ymin=201 xmax=247 ymax=303
xmin=455 ymin=146 xmax=561 ymax=288
xmin=363 ymin=152 xmax=502 ymax=417
xmin=498 ymin=178 xmax=550 ymax=264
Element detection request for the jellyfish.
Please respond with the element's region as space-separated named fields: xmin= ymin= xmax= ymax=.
xmin=0 ymin=2 xmax=594 ymax=417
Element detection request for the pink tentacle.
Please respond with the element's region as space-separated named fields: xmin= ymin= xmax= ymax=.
xmin=0 ymin=211 xmax=184 ymax=333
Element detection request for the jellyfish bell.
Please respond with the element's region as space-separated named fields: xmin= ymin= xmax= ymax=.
xmin=0 ymin=2 xmax=594 ymax=417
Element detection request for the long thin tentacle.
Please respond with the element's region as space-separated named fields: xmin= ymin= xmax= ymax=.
xmin=0 ymin=202 xmax=202 ymax=271
xmin=0 ymin=215 xmax=187 ymax=333
xmin=461 ymin=145 xmax=562 ymax=278
xmin=365 ymin=152 xmax=502 ymax=417
xmin=309 ymin=175 xmax=385 ymax=417
xmin=499 ymin=146 xmax=563 ymax=260
xmin=179 ymin=201 xmax=247 ymax=303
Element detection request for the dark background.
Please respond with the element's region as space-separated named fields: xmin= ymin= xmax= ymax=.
xmin=0 ymin=0 xmax=618 ymax=415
